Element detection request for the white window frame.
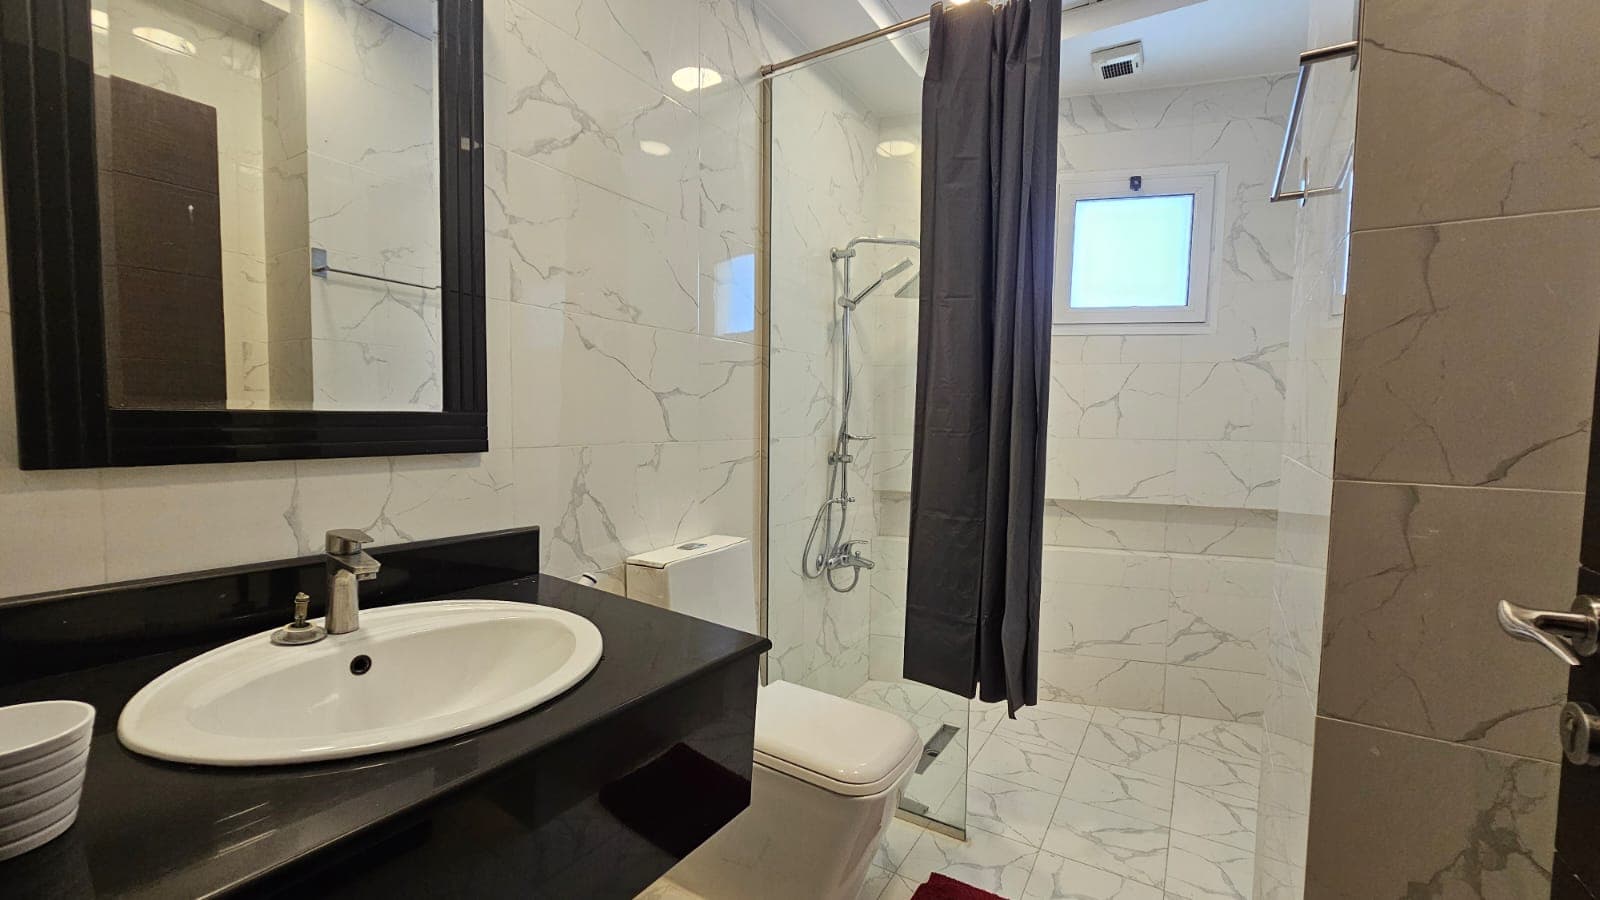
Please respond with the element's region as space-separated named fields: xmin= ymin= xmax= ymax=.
xmin=1053 ymin=163 xmax=1226 ymax=335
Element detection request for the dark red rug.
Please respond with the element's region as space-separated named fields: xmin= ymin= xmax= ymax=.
xmin=909 ymin=873 xmax=1006 ymax=900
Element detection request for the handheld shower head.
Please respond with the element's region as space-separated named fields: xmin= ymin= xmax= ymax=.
xmin=842 ymin=258 xmax=915 ymax=308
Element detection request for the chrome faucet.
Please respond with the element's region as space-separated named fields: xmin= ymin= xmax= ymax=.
xmin=324 ymin=529 xmax=381 ymax=635
xmin=830 ymin=540 xmax=876 ymax=572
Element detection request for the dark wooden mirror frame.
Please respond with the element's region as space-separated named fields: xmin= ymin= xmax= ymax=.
xmin=0 ymin=0 xmax=486 ymax=469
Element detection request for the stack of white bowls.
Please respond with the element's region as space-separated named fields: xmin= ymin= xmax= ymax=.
xmin=0 ymin=701 xmax=94 ymax=862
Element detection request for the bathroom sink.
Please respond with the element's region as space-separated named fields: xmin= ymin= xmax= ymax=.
xmin=118 ymin=600 xmax=603 ymax=766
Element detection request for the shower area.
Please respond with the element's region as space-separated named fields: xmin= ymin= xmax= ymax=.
xmin=763 ymin=30 xmax=968 ymax=828
xmin=762 ymin=0 xmax=1356 ymax=891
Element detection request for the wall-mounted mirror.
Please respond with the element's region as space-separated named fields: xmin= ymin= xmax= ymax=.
xmin=92 ymin=0 xmax=445 ymax=412
xmin=1 ymin=0 xmax=485 ymax=468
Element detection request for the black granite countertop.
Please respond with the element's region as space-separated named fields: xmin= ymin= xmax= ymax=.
xmin=0 ymin=574 xmax=769 ymax=899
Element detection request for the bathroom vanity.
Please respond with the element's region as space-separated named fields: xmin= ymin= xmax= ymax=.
xmin=0 ymin=528 xmax=768 ymax=898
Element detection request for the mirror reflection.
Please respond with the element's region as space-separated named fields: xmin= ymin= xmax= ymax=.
xmin=90 ymin=0 xmax=442 ymax=412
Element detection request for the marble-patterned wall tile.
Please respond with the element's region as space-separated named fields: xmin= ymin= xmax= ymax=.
xmin=1174 ymin=441 xmax=1279 ymax=510
xmin=769 ymin=348 xmax=833 ymax=441
xmin=1048 ymin=439 xmax=1178 ymax=504
xmin=487 ymin=149 xmax=699 ymax=332
xmin=0 ymin=464 xmax=106 ymax=597
xmin=1163 ymin=506 xmax=1276 ymax=559
xmin=510 ymin=306 xmax=701 ymax=447
xmin=695 ymin=439 xmax=759 ymax=538
xmin=1041 ymin=586 xmax=1169 ymax=664
xmin=699 ymin=135 xmax=761 ymax=250
xmin=1304 ymin=715 xmax=1559 ymax=898
xmin=1167 ymin=591 xmax=1268 ymax=674
xmin=1040 ymin=654 xmax=1166 ymax=712
xmin=1320 ymin=480 xmax=1579 ymax=761
xmin=869 ymin=633 xmax=904 ymax=683
xmin=1176 ymin=361 xmax=1284 ymax=443
xmin=1165 ymin=666 xmax=1264 ymax=723
xmin=488 ymin=0 xmax=698 ymax=221
xmin=1336 ymin=213 xmax=1600 ymax=491
xmin=1169 ymin=554 xmax=1272 ymax=598
xmin=100 ymin=461 xmax=301 ymax=581
xmin=1044 ymin=500 xmax=1170 ymax=553
xmin=698 ymin=336 xmax=760 ymax=441
xmin=1043 ymin=547 xmax=1171 ymax=590
xmin=1050 ymin=363 xmax=1181 ymax=440
xmin=526 ymin=0 xmax=698 ymax=99
xmin=1178 ymin=279 xmax=1291 ymax=365
xmin=1352 ymin=0 xmax=1600 ymax=230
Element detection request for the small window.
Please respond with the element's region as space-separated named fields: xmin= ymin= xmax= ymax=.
xmin=1054 ymin=165 xmax=1222 ymax=331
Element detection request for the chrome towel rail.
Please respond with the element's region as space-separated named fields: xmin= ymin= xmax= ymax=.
xmin=1269 ymin=39 xmax=1360 ymax=204
xmin=310 ymin=248 xmax=440 ymax=292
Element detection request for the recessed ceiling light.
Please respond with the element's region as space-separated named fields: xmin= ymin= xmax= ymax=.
xmin=90 ymin=9 xmax=110 ymax=33
xmin=132 ymin=26 xmax=196 ymax=57
xmin=670 ymin=66 xmax=723 ymax=93
xmin=639 ymin=140 xmax=673 ymax=157
xmin=875 ymin=139 xmax=918 ymax=159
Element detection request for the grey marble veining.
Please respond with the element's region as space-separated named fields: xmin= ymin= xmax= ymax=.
xmin=1352 ymin=0 xmax=1600 ymax=230
xmin=1319 ymin=480 xmax=1578 ymax=762
xmin=1305 ymin=715 xmax=1558 ymax=899
xmin=1336 ymin=213 xmax=1600 ymax=491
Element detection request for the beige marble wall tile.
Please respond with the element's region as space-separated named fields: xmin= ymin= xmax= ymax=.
xmin=1336 ymin=212 xmax=1600 ymax=491
xmin=1321 ymin=481 xmax=1579 ymax=761
xmin=1352 ymin=0 xmax=1600 ymax=230
xmin=1305 ymin=716 xmax=1559 ymax=898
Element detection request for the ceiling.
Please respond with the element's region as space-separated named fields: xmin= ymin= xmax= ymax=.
xmin=760 ymin=0 xmax=1311 ymax=118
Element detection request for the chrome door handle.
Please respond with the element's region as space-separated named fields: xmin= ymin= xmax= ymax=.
xmin=1561 ymin=702 xmax=1600 ymax=766
xmin=1496 ymin=596 xmax=1600 ymax=666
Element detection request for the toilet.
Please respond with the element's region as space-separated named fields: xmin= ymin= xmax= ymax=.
xmin=625 ymin=537 xmax=921 ymax=900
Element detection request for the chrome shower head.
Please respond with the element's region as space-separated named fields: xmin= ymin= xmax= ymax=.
xmin=843 ymin=258 xmax=915 ymax=308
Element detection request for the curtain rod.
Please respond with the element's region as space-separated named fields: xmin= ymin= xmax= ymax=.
xmin=759 ymin=12 xmax=932 ymax=78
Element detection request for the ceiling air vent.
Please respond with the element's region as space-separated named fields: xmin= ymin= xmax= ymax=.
xmin=1091 ymin=40 xmax=1144 ymax=81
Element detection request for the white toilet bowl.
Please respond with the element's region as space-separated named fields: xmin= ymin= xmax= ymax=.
xmin=662 ymin=681 xmax=921 ymax=900
xmin=622 ymin=539 xmax=922 ymax=900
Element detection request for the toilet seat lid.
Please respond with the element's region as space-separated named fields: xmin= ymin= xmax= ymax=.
xmin=753 ymin=681 xmax=922 ymax=797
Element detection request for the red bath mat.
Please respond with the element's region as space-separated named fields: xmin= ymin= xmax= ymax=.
xmin=910 ymin=873 xmax=1006 ymax=900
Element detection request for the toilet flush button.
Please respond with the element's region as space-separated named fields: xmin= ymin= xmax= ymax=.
xmin=677 ymin=542 xmax=708 ymax=551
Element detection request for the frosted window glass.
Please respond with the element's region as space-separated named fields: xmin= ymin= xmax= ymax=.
xmin=1069 ymin=194 xmax=1195 ymax=309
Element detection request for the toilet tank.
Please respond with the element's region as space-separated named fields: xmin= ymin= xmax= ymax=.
xmin=624 ymin=536 xmax=757 ymax=634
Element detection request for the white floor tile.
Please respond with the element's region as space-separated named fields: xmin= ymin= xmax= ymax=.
xmin=1178 ymin=717 xmax=1263 ymax=762
xmin=965 ymin=772 xmax=1062 ymax=847
xmin=1165 ymin=831 xmax=1254 ymax=900
xmin=900 ymin=828 xmax=1039 ymax=898
xmin=1174 ymin=745 xmax=1260 ymax=801
xmin=972 ymin=730 xmax=1079 ymax=793
xmin=1089 ymin=706 xmax=1181 ymax=741
xmin=1170 ymin=783 xmax=1258 ymax=851
xmin=875 ymin=816 xmax=923 ymax=872
xmin=857 ymin=865 xmax=897 ymax=900
xmin=876 ymin=873 xmax=921 ymax=900
xmin=1060 ymin=757 xmax=1175 ymax=827
xmin=1041 ymin=799 xmax=1170 ymax=888
xmin=1077 ymin=723 xmax=1180 ymax=779
xmin=994 ymin=709 xmax=1093 ymax=755
xmin=1023 ymin=851 xmax=1165 ymax=900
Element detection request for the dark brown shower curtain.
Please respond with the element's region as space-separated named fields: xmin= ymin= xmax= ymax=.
xmin=903 ymin=0 xmax=1058 ymax=715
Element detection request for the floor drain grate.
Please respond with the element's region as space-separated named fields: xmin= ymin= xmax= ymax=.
xmin=914 ymin=723 xmax=961 ymax=775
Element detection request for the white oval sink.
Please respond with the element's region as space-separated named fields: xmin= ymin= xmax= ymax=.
xmin=118 ymin=600 xmax=603 ymax=766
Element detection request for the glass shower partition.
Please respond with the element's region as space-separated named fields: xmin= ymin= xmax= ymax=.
xmin=762 ymin=31 xmax=970 ymax=835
